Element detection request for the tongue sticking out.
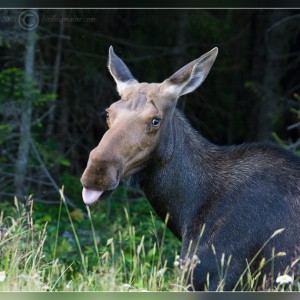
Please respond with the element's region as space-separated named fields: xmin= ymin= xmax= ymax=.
xmin=82 ymin=188 xmax=103 ymax=205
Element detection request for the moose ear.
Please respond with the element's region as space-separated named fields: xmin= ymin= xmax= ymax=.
xmin=108 ymin=46 xmax=138 ymax=95
xmin=162 ymin=47 xmax=218 ymax=99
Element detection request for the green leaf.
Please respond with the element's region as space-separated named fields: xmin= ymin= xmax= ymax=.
xmin=60 ymin=159 xmax=71 ymax=167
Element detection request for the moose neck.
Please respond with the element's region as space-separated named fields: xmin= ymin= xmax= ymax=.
xmin=137 ymin=109 xmax=219 ymax=240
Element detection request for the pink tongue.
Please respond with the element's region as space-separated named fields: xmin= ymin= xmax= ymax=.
xmin=82 ymin=188 xmax=103 ymax=205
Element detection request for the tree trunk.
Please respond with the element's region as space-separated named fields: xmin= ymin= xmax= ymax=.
xmin=257 ymin=10 xmax=290 ymax=141
xmin=226 ymin=10 xmax=247 ymax=144
xmin=246 ymin=10 xmax=267 ymax=140
xmin=14 ymin=10 xmax=38 ymax=200
xmin=47 ymin=10 xmax=65 ymax=138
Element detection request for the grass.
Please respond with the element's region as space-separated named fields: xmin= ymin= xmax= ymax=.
xmin=0 ymin=189 xmax=186 ymax=291
xmin=0 ymin=188 xmax=299 ymax=291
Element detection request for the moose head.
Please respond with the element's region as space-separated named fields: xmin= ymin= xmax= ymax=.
xmin=80 ymin=46 xmax=218 ymax=205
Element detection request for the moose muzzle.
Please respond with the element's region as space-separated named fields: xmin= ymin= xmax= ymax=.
xmin=80 ymin=145 xmax=124 ymax=205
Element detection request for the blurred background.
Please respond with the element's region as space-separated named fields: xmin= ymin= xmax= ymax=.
xmin=1 ymin=9 xmax=300 ymax=205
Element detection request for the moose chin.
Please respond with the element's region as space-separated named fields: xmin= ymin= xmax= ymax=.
xmin=81 ymin=46 xmax=300 ymax=291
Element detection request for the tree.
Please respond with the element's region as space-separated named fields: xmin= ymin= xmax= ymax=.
xmin=14 ymin=10 xmax=38 ymax=200
xmin=257 ymin=10 xmax=291 ymax=141
xmin=0 ymin=9 xmax=299 ymax=204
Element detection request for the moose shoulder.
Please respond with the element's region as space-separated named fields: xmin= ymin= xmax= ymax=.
xmin=80 ymin=46 xmax=300 ymax=291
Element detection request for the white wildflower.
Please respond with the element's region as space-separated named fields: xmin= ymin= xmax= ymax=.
xmin=276 ymin=274 xmax=293 ymax=285
xmin=43 ymin=285 xmax=50 ymax=291
xmin=157 ymin=268 xmax=166 ymax=277
xmin=173 ymin=261 xmax=180 ymax=267
xmin=66 ymin=280 xmax=72 ymax=289
xmin=0 ymin=271 xmax=6 ymax=282
xmin=122 ymin=283 xmax=132 ymax=289
xmin=192 ymin=255 xmax=200 ymax=264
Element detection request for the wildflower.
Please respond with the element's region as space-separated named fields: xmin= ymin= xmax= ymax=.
xmin=192 ymin=255 xmax=200 ymax=264
xmin=173 ymin=261 xmax=180 ymax=267
xmin=0 ymin=271 xmax=6 ymax=282
xmin=180 ymin=257 xmax=191 ymax=270
xmin=66 ymin=280 xmax=72 ymax=289
xmin=276 ymin=274 xmax=293 ymax=285
xmin=157 ymin=268 xmax=166 ymax=277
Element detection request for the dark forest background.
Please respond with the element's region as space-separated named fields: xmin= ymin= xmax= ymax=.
xmin=1 ymin=9 xmax=300 ymax=208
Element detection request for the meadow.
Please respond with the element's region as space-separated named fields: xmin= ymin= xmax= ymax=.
xmin=0 ymin=186 xmax=299 ymax=292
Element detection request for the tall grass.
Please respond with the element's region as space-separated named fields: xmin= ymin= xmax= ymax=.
xmin=0 ymin=191 xmax=186 ymax=291
xmin=0 ymin=190 xmax=299 ymax=291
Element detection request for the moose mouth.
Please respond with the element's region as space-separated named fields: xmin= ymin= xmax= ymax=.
xmin=82 ymin=187 xmax=113 ymax=205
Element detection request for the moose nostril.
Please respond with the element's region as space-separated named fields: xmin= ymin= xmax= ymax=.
xmin=80 ymin=160 xmax=123 ymax=191
xmin=80 ymin=176 xmax=89 ymax=188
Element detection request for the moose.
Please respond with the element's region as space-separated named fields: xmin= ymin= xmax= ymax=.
xmin=81 ymin=46 xmax=300 ymax=290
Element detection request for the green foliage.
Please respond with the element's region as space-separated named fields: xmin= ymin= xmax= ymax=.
xmin=0 ymin=124 xmax=12 ymax=144
xmin=0 ymin=68 xmax=56 ymax=106
xmin=0 ymin=191 xmax=184 ymax=291
xmin=59 ymin=173 xmax=82 ymax=202
xmin=0 ymin=67 xmax=57 ymax=171
xmin=244 ymin=81 xmax=263 ymax=99
xmin=0 ymin=68 xmax=24 ymax=102
xmin=0 ymin=191 xmax=299 ymax=291
xmin=0 ymin=67 xmax=56 ymax=146
xmin=189 ymin=11 xmax=232 ymax=42
xmin=34 ymin=140 xmax=71 ymax=168
xmin=272 ymin=93 xmax=300 ymax=155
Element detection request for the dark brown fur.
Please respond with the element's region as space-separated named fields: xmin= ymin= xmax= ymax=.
xmin=81 ymin=47 xmax=300 ymax=290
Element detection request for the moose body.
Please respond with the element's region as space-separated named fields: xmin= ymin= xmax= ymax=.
xmin=81 ymin=47 xmax=300 ymax=290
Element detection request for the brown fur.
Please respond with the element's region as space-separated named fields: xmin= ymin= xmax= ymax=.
xmin=81 ymin=47 xmax=300 ymax=290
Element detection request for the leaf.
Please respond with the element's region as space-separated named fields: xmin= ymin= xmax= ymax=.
xmin=59 ymin=159 xmax=71 ymax=167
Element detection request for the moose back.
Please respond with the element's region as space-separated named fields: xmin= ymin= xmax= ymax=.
xmin=81 ymin=46 xmax=300 ymax=290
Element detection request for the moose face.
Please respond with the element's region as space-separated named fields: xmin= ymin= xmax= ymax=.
xmin=81 ymin=82 xmax=171 ymax=205
xmin=80 ymin=46 xmax=218 ymax=205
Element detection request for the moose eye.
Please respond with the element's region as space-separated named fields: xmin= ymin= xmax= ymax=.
xmin=99 ymin=110 xmax=109 ymax=120
xmin=151 ymin=117 xmax=161 ymax=127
